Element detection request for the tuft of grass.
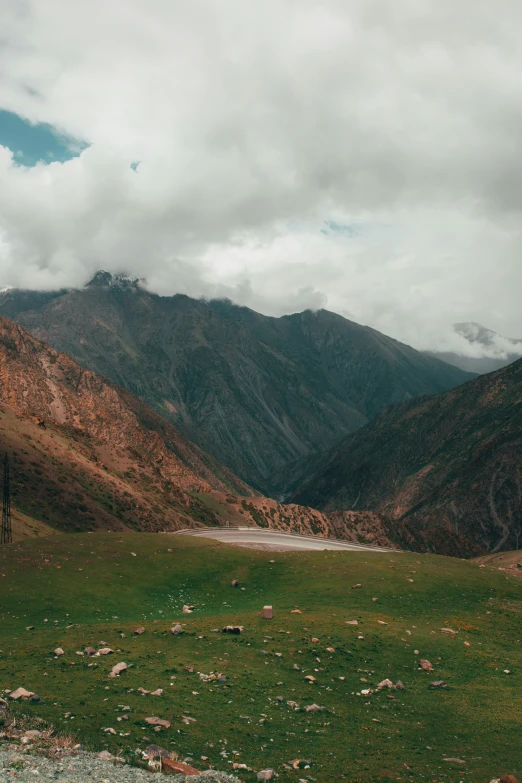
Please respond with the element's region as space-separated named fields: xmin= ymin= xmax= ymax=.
xmin=0 ymin=532 xmax=521 ymax=783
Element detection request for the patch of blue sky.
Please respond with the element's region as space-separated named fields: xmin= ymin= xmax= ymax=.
xmin=320 ymin=219 xmax=362 ymax=237
xmin=0 ymin=109 xmax=89 ymax=166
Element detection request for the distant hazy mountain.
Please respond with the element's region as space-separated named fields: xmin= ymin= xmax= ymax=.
xmin=291 ymin=357 xmax=522 ymax=556
xmin=425 ymin=322 xmax=522 ymax=374
xmin=0 ymin=272 xmax=473 ymax=496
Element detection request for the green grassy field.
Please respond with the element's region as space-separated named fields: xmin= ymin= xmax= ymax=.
xmin=0 ymin=533 xmax=521 ymax=783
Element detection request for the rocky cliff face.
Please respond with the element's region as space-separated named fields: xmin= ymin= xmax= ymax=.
xmin=292 ymin=359 xmax=522 ymax=556
xmin=0 ymin=315 xmax=392 ymax=546
xmin=0 ymin=316 xmax=249 ymax=532
xmin=0 ymin=274 xmax=473 ymax=496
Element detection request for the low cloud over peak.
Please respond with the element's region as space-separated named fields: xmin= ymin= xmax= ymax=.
xmin=1 ymin=0 xmax=522 ymax=352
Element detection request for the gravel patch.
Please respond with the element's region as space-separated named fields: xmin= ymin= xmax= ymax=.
xmin=0 ymin=749 xmax=242 ymax=783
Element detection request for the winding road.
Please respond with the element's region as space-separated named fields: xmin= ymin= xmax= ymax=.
xmin=172 ymin=527 xmax=395 ymax=552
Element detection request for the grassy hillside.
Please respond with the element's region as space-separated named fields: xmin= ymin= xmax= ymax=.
xmin=1 ymin=533 xmax=520 ymax=782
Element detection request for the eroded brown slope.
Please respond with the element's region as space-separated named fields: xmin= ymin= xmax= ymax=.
xmin=0 ymin=316 xmax=249 ymax=532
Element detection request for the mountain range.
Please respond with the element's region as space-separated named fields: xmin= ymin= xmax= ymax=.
xmin=292 ymin=356 xmax=522 ymax=556
xmin=426 ymin=321 xmax=522 ymax=374
xmin=0 ymin=272 xmax=473 ymax=497
xmin=0 ymin=315 xmax=391 ymax=547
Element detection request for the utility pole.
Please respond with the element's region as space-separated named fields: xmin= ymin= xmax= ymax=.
xmin=1 ymin=453 xmax=12 ymax=545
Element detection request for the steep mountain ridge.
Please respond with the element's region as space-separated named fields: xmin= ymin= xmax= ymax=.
xmin=0 ymin=315 xmax=392 ymax=546
xmin=0 ymin=274 xmax=473 ymax=495
xmin=292 ymin=359 xmax=522 ymax=555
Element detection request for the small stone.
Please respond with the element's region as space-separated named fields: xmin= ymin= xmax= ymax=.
xmin=395 ymin=680 xmax=405 ymax=690
xmin=377 ymin=679 xmax=394 ymax=689
xmin=133 ymin=627 xmax=146 ymax=635
xmin=231 ymin=580 xmax=239 ymax=587
xmin=98 ymin=648 xmax=114 ymax=655
xmin=346 ymin=620 xmax=358 ymax=625
xmin=98 ymin=751 xmax=115 ymax=760
xmin=85 ymin=647 xmax=96 ymax=656
xmin=499 ymin=776 xmax=519 ymax=783
xmin=419 ymin=659 xmax=434 ymax=671
xmin=291 ymin=609 xmax=302 ymax=614
xmin=430 ymin=680 xmax=447 ymax=688
xmin=257 ymin=769 xmax=275 ymax=781
xmin=183 ymin=605 xmax=195 ymax=614
xmin=145 ymin=716 xmax=171 ymax=729
xmin=171 ymin=624 xmax=183 ymax=634
xmin=25 ymin=626 xmax=34 ymax=631
xmin=162 ymin=758 xmax=200 ymax=775
xmin=8 ymin=688 xmax=35 ymax=700
xmin=104 ymin=727 xmax=117 ymax=734
xmin=54 ymin=648 xmax=65 ymax=656
xmin=304 ymin=704 xmax=325 ymax=712
xmin=351 ymin=584 xmax=362 ymax=589
xmin=151 ymin=689 xmax=163 ymax=696
xmin=443 ymin=757 xmax=465 ymax=764
xmin=111 ymin=662 xmax=128 ymax=676
xmin=222 ymin=625 xmax=244 ymax=634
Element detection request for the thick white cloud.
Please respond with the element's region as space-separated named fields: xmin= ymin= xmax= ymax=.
xmin=1 ymin=0 xmax=522 ymax=352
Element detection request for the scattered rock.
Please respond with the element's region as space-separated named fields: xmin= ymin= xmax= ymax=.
xmin=104 ymin=727 xmax=117 ymax=734
xmin=326 ymin=647 xmax=335 ymax=653
xmin=98 ymin=647 xmax=114 ymax=655
xmin=419 ymin=659 xmax=434 ymax=671
xmin=231 ymin=580 xmax=239 ymax=587
xmin=145 ymin=717 xmax=171 ymax=729
xmin=183 ymin=605 xmax=195 ymax=614
xmin=443 ymin=757 xmax=465 ymax=764
xmin=500 ymin=776 xmax=519 ymax=783
xmin=304 ymin=704 xmax=325 ymax=712
xmin=8 ymin=688 xmax=35 ymax=700
xmin=145 ymin=744 xmax=171 ymax=759
xmin=111 ymin=662 xmax=128 ymax=676
xmin=257 ymin=769 xmax=275 ymax=781
xmin=85 ymin=647 xmax=97 ymax=656
xmin=311 ymin=637 xmax=319 ymax=643
xmin=346 ymin=620 xmax=358 ymax=625
xmin=440 ymin=628 xmax=458 ymax=635
xmin=162 ymin=758 xmax=200 ymax=775
xmin=430 ymin=681 xmax=447 ymax=688
xmin=395 ymin=680 xmax=405 ymax=690
xmin=133 ymin=627 xmax=146 ymax=635
xmin=25 ymin=626 xmax=34 ymax=631
xmin=54 ymin=648 xmax=65 ymax=656
xmin=151 ymin=689 xmax=164 ymax=696
xmin=181 ymin=715 xmax=197 ymax=725
xmin=171 ymin=624 xmax=183 ymax=635
xmin=291 ymin=609 xmax=302 ymax=614
xmin=98 ymin=750 xmax=116 ymax=760
xmin=304 ymin=675 xmax=316 ymax=682
xmin=377 ymin=679 xmax=395 ymax=689
xmin=377 ymin=620 xmax=388 ymax=625
xmin=351 ymin=584 xmax=362 ymax=589
xmin=222 ymin=625 xmax=244 ymax=634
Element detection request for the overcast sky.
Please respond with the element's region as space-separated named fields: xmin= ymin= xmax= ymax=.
xmin=1 ymin=0 xmax=522 ymax=356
